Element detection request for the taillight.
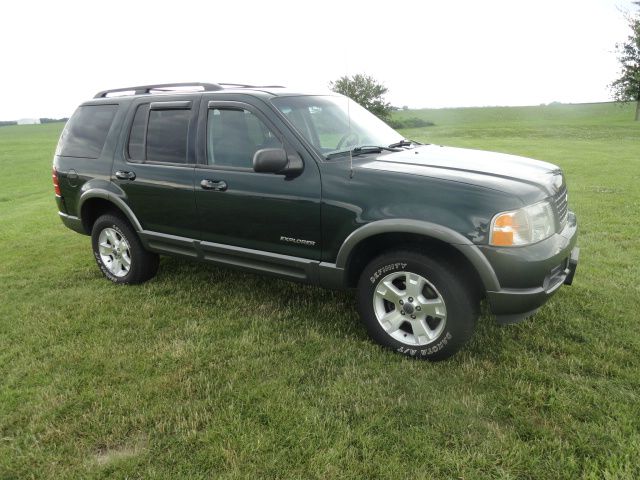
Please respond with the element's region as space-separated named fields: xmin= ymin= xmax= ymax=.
xmin=52 ymin=168 xmax=61 ymax=196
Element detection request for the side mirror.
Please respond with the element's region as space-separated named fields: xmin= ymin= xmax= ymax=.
xmin=253 ymin=148 xmax=288 ymax=173
xmin=253 ymin=148 xmax=303 ymax=176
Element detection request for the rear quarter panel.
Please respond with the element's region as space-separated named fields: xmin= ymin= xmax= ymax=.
xmin=53 ymin=100 xmax=130 ymax=216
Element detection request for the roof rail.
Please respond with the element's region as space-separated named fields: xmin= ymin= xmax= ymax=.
xmin=218 ymin=82 xmax=256 ymax=88
xmin=93 ymin=82 xmax=223 ymax=98
xmin=218 ymin=83 xmax=286 ymax=89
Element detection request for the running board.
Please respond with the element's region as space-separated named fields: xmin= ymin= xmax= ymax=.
xmin=139 ymin=230 xmax=322 ymax=283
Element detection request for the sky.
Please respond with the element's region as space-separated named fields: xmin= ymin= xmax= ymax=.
xmin=0 ymin=0 xmax=636 ymax=120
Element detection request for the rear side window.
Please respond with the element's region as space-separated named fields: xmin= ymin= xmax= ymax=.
xmin=126 ymin=105 xmax=190 ymax=164
xmin=146 ymin=110 xmax=190 ymax=163
xmin=58 ymin=105 xmax=117 ymax=158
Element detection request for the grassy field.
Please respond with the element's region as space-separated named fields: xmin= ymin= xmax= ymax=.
xmin=1 ymin=102 xmax=639 ymax=479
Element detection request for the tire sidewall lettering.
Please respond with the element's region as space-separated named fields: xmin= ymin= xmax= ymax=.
xmin=369 ymin=262 xmax=407 ymax=284
xmin=397 ymin=332 xmax=453 ymax=357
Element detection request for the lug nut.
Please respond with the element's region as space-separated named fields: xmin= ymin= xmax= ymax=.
xmin=399 ymin=300 xmax=404 ymax=305
xmin=400 ymin=311 xmax=405 ymax=315
xmin=408 ymin=297 xmax=413 ymax=302
xmin=410 ymin=315 xmax=416 ymax=319
xmin=416 ymin=306 xmax=421 ymax=311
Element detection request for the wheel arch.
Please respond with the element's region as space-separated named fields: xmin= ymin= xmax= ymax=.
xmin=336 ymin=220 xmax=500 ymax=293
xmin=79 ymin=190 xmax=143 ymax=234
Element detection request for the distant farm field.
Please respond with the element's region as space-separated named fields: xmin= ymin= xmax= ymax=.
xmin=1 ymin=102 xmax=639 ymax=479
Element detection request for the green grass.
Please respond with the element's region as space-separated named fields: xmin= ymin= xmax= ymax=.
xmin=1 ymin=102 xmax=639 ymax=479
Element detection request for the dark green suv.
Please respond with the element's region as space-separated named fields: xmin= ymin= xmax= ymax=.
xmin=52 ymin=82 xmax=579 ymax=359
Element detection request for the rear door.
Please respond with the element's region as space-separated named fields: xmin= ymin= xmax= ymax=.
xmin=112 ymin=96 xmax=200 ymax=239
xmin=194 ymin=95 xmax=322 ymax=259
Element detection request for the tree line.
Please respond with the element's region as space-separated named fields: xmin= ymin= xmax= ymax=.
xmin=0 ymin=118 xmax=68 ymax=127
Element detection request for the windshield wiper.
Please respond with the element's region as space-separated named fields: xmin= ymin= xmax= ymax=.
xmin=388 ymin=139 xmax=421 ymax=148
xmin=326 ymin=145 xmax=401 ymax=160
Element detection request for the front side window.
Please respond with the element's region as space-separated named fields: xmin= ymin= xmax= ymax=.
xmin=207 ymin=108 xmax=282 ymax=168
xmin=58 ymin=104 xmax=118 ymax=158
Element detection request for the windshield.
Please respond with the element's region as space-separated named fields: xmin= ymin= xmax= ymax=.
xmin=271 ymin=95 xmax=403 ymax=159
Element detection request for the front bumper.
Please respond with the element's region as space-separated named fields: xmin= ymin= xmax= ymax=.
xmin=482 ymin=211 xmax=579 ymax=324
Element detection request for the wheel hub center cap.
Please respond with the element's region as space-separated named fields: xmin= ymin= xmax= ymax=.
xmin=402 ymin=303 xmax=415 ymax=314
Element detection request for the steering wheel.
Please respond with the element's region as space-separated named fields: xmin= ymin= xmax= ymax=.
xmin=336 ymin=132 xmax=360 ymax=150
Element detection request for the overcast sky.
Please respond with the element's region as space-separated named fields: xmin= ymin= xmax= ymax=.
xmin=1 ymin=0 xmax=635 ymax=119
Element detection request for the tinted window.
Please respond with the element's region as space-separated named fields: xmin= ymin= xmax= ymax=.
xmin=146 ymin=109 xmax=190 ymax=163
xmin=127 ymin=104 xmax=149 ymax=161
xmin=59 ymin=105 xmax=117 ymax=158
xmin=207 ymin=108 xmax=281 ymax=168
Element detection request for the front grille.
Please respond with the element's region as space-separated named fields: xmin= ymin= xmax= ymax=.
xmin=553 ymin=184 xmax=568 ymax=230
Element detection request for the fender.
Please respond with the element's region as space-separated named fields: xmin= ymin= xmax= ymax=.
xmin=78 ymin=188 xmax=144 ymax=232
xmin=335 ymin=219 xmax=501 ymax=292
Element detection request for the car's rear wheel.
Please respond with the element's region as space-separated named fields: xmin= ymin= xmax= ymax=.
xmin=357 ymin=250 xmax=478 ymax=360
xmin=91 ymin=213 xmax=159 ymax=284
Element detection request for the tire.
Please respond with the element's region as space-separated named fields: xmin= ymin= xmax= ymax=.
xmin=91 ymin=213 xmax=159 ymax=284
xmin=357 ymin=250 xmax=479 ymax=360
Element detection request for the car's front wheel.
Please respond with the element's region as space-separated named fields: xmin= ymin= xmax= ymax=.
xmin=357 ymin=250 xmax=479 ymax=360
xmin=91 ymin=213 xmax=159 ymax=284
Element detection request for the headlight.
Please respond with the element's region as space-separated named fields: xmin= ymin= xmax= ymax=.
xmin=489 ymin=201 xmax=555 ymax=247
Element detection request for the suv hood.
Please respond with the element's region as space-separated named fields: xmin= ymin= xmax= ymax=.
xmin=359 ymin=144 xmax=563 ymax=198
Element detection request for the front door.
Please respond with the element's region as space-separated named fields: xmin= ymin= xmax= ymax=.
xmin=194 ymin=99 xmax=321 ymax=259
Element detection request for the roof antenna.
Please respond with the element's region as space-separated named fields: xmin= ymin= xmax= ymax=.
xmin=348 ymin=97 xmax=353 ymax=179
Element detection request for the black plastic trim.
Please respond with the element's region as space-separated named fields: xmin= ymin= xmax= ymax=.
xmin=150 ymin=101 xmax=193 ymax=110
xmin=487 ymin=245 xmax=579 ymax=316
xmin=137 ymin=230 xmax=334 ymax=285
xmin=78 ymin=189 xmax=144 ymax=232
xmin=58 ymin=212 xmax=85 ymax=234
xmin=335 ymin=219 xmax=501 ymax=292
xmin=564 ymin=247 xmax=579 ymax=285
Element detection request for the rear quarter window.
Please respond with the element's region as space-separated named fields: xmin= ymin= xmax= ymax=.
xmin=57 ymin=105 xmax=118 ymax=158
xmin=127 ymin=103 xmax=149 ymax=161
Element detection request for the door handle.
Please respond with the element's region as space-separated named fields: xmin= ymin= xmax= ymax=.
xmin=200 ymin=179 xmax=228 ymax=191
xmin=115 ymin=170 xmax=136 ymax=181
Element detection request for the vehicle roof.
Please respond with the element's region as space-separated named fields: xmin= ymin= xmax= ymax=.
xmin=85 ymin=83 xmax=336 ymax=104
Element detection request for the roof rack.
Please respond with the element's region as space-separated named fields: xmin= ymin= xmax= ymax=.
xmin=218 ymin=83 xmax=285 ymax=89
xmin=93 ymin=82 xmax=223 ymax=98
xmin=218 ymin=82 xmax=255 ymax=88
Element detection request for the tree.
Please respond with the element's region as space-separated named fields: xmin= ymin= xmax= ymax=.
xmin=610 ymin=5 xmax=640 ymax=120
xmin=329 ymin=74 xmax=393 ymax=121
